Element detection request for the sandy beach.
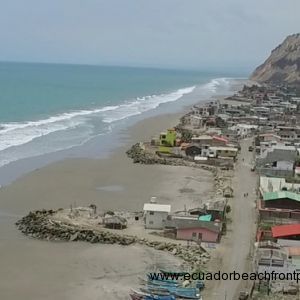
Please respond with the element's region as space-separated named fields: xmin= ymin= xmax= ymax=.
xmin=0 ymin=112 xmax=214 ymax=300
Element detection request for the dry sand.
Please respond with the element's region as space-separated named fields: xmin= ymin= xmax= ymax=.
xmin=0 ymin=112 xmax=214 ymax=300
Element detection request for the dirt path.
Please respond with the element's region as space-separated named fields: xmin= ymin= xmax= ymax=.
xmin=203 ymin=138 xmax=257 ymax=300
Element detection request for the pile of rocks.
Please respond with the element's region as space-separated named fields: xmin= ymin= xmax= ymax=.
xmin=16 ymin=210 xmax=136 ymax=245
xmin=126 ymin=143 xmax=216 ymax=174
xmin=137 ymin=239 xmax=210 ymax=271
xmin=126 ymin=143 xmax=168 ymax=164
xmin=16 ymin=209 xmax=210 ymax=271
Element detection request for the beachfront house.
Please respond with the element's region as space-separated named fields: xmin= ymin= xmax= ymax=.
xmin=165 ymin=216 xmax=222 ymax=243
xmin=143 ymin=203 xmax=171 ymax=230
xmin=192 ymin=105 xmax=210 ymax=116
xmin=158 ymin=128 xmax=177 ymax=153
xmin=159 ymin=128 xmax=177 ymax=147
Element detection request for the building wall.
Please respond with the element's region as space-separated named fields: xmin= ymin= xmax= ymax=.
xmin=259 ymin=208 xmax=300 ymax=223
xmin=145 ymin=211 xmax=168 ymax=229
xmin=257 ymin=149 xmax=297 ymax=167
xmin=259 ymin=168 xmax=294 ymax=178
xmin=206 ymin=210 xmax=225 ymax=221
xmin=264 ymin=199 xmax=300 ymax=210
xmin=212 ymin=140 xmax=227 ymax=147
xmin=176 ymin=227 xmax=219 ymax=243
xmin=257 ymin=263 xmax=298 ymax=277
xmin=216 ymin=149 xmax=237 ymax=158
xmin=276 ymin=160 xmax=294 ymax=170
xmin=158 ymin=146 xmax=172 ymax=153
xmin=278 ymin=239 xmax=300 ymax=247
xmin=185 ymin=146 xmax=202 ymax=157
xmin=160 ymin=130 xmax=176 ymax=147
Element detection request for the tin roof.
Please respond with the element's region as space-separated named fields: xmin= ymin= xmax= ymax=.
xmin=212 ymin=136 xmax=228 ymax=143
xmin=165 ymin=217 xmax=221 ymax=233
xmin=199 ymin=214 xmax=212 ymax=221
xmin=272 ymin=224 xmax=300 ymax=238
xmin=263 ymin=191 xmax=300 ymax=202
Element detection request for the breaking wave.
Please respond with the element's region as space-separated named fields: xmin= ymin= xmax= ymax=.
xmin=0 ymin=77 xmax=233 ymax=168
xmin=0 ymin=86 xmax=195 ymax=154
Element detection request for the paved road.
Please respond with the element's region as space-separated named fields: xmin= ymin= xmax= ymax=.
xmin=204 ymin=138 xmax=257 ymax=300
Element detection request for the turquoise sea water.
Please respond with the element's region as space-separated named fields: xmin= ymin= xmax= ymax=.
xmin=0 ymin=62 xmax=246 ymax=168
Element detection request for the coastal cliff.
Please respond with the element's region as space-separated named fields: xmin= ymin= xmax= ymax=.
xmin=251 ymin=33 xmax=300 ymax=84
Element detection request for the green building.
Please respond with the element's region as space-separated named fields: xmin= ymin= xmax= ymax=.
xmin=159 ymin=129 xmax=177 ymax=147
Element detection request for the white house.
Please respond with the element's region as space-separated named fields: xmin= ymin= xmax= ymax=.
xmin=229 ymin=124 xmax=258 ymax=138
xmin=143 ymin=203 xmax=171 ymax=229
xmin=208 ymin=146 xmax=238 ymax=159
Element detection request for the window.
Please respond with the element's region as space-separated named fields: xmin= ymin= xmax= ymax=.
xmin=192 ymin=232 xmax=197 ymax=238
xmin=149 ymin=211 xmax=154 ymax=215
xmin=149 ymin=221 xmax=153 ymax=225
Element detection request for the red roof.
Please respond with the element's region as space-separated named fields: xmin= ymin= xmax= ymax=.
xmin=272 ymin=224 xmax=300 ymax=238
xmin=212 ymin=136 xmax=228 ymax=143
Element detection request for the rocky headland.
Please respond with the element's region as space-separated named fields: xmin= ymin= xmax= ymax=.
xmin=251 ymin=33 xmax=300 ymax=85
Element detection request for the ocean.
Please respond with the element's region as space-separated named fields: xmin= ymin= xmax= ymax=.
xmin=0 ymin=62 xmax=247 ymax=174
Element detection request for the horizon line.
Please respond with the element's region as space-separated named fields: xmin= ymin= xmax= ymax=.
xmin=0 ymin=59 xmax=254 ymax=74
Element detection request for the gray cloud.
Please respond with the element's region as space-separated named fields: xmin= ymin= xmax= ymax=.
xmin=0 ymin=0 xmax=299 ymax=70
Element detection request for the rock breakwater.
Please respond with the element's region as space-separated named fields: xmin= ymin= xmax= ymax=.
xmin=126 ymin=143 xmax=216 ymax=172
xmin=16 ymin=209 xmax=210 ymax=270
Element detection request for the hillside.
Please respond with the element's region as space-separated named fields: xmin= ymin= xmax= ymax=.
xmin=251 ymin=33 xmax=300 ymax=84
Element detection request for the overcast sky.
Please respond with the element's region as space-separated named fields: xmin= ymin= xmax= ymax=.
xmin=0 ymin=0 xmax=299 ymax=71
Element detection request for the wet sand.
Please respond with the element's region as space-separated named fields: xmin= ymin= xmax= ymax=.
xmin=0 ymin=112 xmax=214 ymax=300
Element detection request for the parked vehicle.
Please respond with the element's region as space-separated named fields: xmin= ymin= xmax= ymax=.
xmin=238 ymin=291 xmax=249 ymax=300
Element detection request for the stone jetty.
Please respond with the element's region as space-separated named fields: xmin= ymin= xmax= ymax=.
xmin=126 ymin=143 xmax=216 ymax=171
xmin=16 ymin=209 xmax=210 ymax=271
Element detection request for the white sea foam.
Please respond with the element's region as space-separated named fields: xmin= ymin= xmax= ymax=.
xmin=0 ymin=86 xmax=195 ymax=153
xmin=0 ymin=78 xmax=233 ymax=167
xmin=202 ymin=77 xmax=230 ymax=93
xmin=102 ymin=86 xmax=195 ymax=123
